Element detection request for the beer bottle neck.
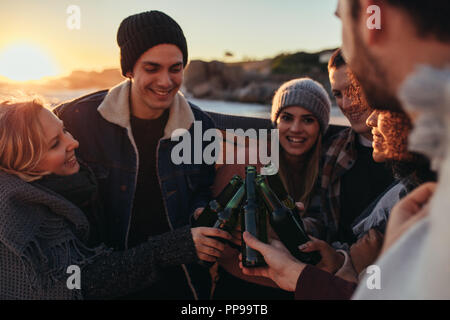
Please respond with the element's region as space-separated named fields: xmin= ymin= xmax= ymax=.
xmin=245 ymin=168 xmax=257 ymax=202
xmin=225 ymin=183 xmax=246 ymax=209
xmin=216 ymin=175 xmax=243 ymax=207
xmin=266 ymin=173 xmax=295 ymax=209
xmin=256 ymin=178 xmax=284 ymax=211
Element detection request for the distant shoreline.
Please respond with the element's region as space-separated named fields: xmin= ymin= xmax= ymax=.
xmin=0 ymin=87 xmax=349 ymax=127
xmin=190 ymin=98 xmax=349 ymax=127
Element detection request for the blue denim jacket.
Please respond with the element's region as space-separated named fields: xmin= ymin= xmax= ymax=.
xmin=54 ymin=80 xmax=215 ymax=299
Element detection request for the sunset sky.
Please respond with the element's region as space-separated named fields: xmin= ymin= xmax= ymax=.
xmin=0 ymin=0 xmax=340 ymax=82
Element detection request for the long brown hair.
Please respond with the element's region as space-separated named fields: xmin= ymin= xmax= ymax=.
xmin=278 ymin=134 xmax=322 ymax=208
xmin=0 ymin=99 xmax=50 ymax=181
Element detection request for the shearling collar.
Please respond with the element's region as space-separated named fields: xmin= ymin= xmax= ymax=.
xmin=97 ymin=79 xmax=195 ymax=139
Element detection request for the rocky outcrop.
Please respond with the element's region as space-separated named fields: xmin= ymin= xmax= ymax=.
xmin=185 ymin=60 xmax=285 ymax=104
xmin=184 ymin=51 xmax=334 ymax=105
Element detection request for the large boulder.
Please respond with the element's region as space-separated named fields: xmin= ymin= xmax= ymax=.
xmin=191 ymin=82 xmax=213 ymax=98
xmin=183 ymin=55 xmax=332 ymax=104
xmin=185 ymin=60 xmax=247 ymax=99
xmin=222 ymin=65 xmax=245 ymax=88
xmin=208 ymin=60 xmax=226 ymax=75
xmin=236 ymin=82 xmax=279 ymax=104
xmin=184 ymin=60 xmax=209 ymax=92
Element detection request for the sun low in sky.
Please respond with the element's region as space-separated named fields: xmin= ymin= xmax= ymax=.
xmin=0 ymin=0 xmax=340 ymax=82
xmin=0 ymin=42 xmax=60 ymax=82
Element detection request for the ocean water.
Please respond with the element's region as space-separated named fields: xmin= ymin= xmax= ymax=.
xmin=37 ymin=89 xmax=349 ymax=126
xmin=190 ymin=98 xmax=349 ymax=126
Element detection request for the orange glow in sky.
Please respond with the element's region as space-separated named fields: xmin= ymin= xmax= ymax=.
xmin=0 ymin=42 xmax=59 ymax=81
xmin=0 ymin=0 xmax=340 ymax=82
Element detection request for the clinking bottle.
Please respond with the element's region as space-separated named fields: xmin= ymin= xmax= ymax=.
xmin=264 ymin=164 xmax=296 ymax=207
xmin=198 ymin=177 xmax=245 ymax=268
xmin=264 ymin=163 xmax=308 ymax=232
xmin=212 ymin=182 xmax=246 ymax=234
xmin=241 ymin=166 xmax=267 ymax=268
xmin=193 ymin=175 xmax=243 ymax=228
xmin=256 ymin=175 xmax=321 ymax=265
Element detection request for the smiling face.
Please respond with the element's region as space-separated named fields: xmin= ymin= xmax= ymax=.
xmin=276 ymin=106 xmax=320 ymax=161
xmin=329 ymin=65 xmax=372 ymax=136
xmin=35 ymin=108 xmax=80 ymax=176
xmin=366 ymin=110 xmax=412 ymax=163
xmin=127 ymin=44 xmax=184 ymax=119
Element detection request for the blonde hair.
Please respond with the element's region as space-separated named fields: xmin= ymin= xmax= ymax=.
xmin=0 ymin=99 xmax=50 ymax=182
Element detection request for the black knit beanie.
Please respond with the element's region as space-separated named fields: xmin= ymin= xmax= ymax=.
xmin=117 ymin=11 xmax=188 ymax=76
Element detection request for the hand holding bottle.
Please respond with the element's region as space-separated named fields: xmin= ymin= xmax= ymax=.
xmin=191 ymin=227 xmax=233 ymax=263
xmin=239 ymin=231 xmax=306 ymax=292
xmin=299 ymin=236 xmax=344 ymax=274
xmin=193 ymin=207 xmax=204 ymax=220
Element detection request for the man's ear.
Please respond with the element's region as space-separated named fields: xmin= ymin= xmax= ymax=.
xmin=360 ymin=0 xmax=388 ymax=46
xmin=125 ymin=71 xmax=133 ymax=79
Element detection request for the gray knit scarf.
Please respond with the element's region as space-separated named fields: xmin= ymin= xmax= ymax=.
xmin=0 ymin=171 xmax=109 ymax=299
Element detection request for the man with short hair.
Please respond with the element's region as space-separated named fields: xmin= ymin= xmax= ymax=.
xmin=329 ymin=49 xmax=372 ymax=138
xmin=321 ymin=48 xmax=394 ymax=245
xmin=55 ymin=10 xmax=230 ymax=299
xmin=238 ymin=0 xmax=450 ymax=299
xmin=336 ymin=0 xmax=450 ymax=299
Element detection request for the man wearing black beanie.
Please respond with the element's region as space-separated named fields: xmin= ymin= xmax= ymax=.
xmin=55 ymin=11 xmax=230 ymax=299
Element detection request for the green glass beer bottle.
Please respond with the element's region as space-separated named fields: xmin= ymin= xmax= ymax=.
xmin=256 ymin=175 xmax=321 ymax=265
xmin=263 ymin=163 xmax=295 ymax=208
xmin=213 ymin=182 xmax=246 ymax=234
xmin=263 ymin=163 xmax=307 ymax=231
xmin=241 ymin=166 xmax=267 ymax=268
xmin=193 ymin=175 xmax=243 ymax=227
xmin=199 ymin=182 xmax=246 ymax=268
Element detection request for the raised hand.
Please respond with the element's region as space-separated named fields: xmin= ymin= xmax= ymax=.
xmin=239 ymin=231 xmax=305 ymax=292
xmin=191 ymin=227 xmax=232 ymax=262
xmin=299 ymin=236 xmax=344 ymax=273
xmin=381 ymin=182 xmax=436 ymax=254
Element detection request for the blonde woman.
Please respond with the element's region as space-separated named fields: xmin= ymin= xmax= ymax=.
xmin=0 ymin=100 xmax=230 ymax=299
